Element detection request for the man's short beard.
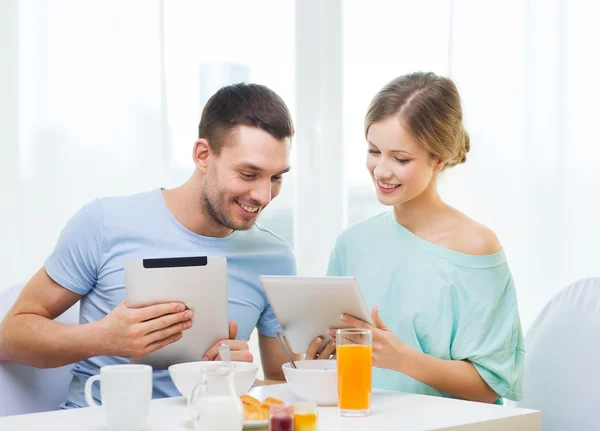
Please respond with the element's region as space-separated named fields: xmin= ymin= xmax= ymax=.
xmin=202 ymin=192 xmax=255 ymax=232
xmin=202 ymin=193 xmax=234 ymax=231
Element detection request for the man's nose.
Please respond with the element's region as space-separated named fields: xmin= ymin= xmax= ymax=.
xmin=250 ymin=181 xmax=272 ymax=205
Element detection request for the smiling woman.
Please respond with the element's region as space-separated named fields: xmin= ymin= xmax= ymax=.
xmin=326 ymin=72 xmax=524 ymax=404
xmin=364 ymin=73 xmax=469 ymax=211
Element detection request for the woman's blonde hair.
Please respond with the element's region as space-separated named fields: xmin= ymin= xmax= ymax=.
xmin=365 ymin=72 xmax=470 ymax=168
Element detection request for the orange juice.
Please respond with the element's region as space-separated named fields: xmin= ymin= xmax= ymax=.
xmin=336 ymin=344 xmax=372 ymax=410
xmin=294 ymin=413 xmax=317 ymax=431
xmin=293 ymin=401 xmax=318 ymax=431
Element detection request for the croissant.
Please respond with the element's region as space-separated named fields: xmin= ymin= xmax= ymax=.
xmin=240 ymin=395 xmax=285 ymax=421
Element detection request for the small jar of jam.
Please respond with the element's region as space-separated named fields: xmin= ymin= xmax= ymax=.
xmin=294 ymin=401 xmax=318 ymax=431
xmin=269 ymin=405 xmax=294 ymax=431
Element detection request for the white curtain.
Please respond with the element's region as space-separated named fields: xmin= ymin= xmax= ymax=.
xmin=2 ymin=0 xmax=599 ymax=335
xmin=444 ymin=0 xmax=600 ymax=329
xmin=0 ymin=0 xmax=167 ymax=289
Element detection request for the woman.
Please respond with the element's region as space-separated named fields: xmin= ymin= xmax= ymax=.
xmin=322 ymin=72 xmax=524 ymax=403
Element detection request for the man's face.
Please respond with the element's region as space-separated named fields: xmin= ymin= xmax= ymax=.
xmin=202 ymin=126 xmax=291 ymax=231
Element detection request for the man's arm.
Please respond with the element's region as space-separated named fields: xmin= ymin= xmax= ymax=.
xmin=0 ymin=268 xmax=100 ymax=368
xmin=258 ymin=333 xmax=303 ymax=382
xmin=0 ymin=268 xmax=193 ymax=368
xmin=258 ymin=333 xmax=335 ymax=383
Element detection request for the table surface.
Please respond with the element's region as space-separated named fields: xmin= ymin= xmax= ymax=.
xmin=0 ymin=384 xmax=541 ymax=431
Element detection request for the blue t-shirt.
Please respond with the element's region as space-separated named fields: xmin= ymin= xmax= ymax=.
xmin=44 ymin=188 xmax=296 ymax=408
xmin=327 ymin=211 xmax=524 ymax=403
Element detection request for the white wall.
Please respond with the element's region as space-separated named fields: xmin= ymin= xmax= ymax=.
xmin=0 ymin=0 xmax=21 ymax=293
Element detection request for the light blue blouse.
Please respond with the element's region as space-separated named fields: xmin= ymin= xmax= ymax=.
xmin=327 ymin=211 xmax=524 ymax=402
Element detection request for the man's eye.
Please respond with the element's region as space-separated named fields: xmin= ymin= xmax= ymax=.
xmin=272 ymin=175 xmax=283 ymax=182
xmin=240 ymin=172 xmax=256 ymax=179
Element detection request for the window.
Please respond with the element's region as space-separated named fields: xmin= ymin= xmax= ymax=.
xmin=163 ymin=0 xmax=296 ymax=246
xmin=342 ymin=0 xmax=450 ymax=225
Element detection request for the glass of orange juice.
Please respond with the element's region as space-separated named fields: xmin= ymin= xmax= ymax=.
xmin=336 ymin=328 xmax=372 ymax=417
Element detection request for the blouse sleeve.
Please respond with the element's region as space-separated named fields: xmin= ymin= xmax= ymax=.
xmin=450 ymin=264 xmax=525 ymax=402
xmin=326 ymin=244 xmax=345 ymax=276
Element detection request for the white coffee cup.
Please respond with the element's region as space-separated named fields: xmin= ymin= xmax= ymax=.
xmin=85 ymin=364 xmax=152 ymax=431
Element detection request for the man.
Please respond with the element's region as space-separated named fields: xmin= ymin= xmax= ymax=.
xmin=0 ymin=83 xmax=309 ymax=408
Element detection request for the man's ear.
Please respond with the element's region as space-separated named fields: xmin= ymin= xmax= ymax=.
xmin=193 ymin=139 xmax=212 ymax=169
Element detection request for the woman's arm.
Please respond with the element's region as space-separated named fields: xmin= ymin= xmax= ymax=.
xmin=397 ymin=346 xmax=498 ymax=403
xmin=339 ymin=308 xmax=498 ymax=404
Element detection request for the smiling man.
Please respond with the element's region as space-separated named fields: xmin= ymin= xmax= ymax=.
xmin=0 ymin=83 xmax=298 ymax=408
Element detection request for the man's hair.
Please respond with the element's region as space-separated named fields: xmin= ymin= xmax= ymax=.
xmin=198 ymin=82 xmax=295 ymax=153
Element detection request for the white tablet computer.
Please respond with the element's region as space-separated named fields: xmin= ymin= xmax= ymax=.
xmin=125 ymin=256 xmax=229 ymax=370
xmin=259 ymin=276 xmax=374 ymax=354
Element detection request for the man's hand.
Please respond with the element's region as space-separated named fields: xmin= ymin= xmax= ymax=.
xmin=304 ymin=335 xmax=336 ymax=360
xmin=98 ymin=301 xmax=193 ymax=358
xmin=203 ymin=321 xmax=253 ymax=362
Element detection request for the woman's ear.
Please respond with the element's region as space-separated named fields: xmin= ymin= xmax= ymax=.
xmin=192 ymin=139 xmax=211 ymax=169
xmin=433 ymin=158 xmax=447 ymax=173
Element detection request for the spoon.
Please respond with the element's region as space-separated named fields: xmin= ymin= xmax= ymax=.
xmin=275 ymin=331 xmax=297 ymax=369
xmin=219 ymin=343 xmax=232 ymax=369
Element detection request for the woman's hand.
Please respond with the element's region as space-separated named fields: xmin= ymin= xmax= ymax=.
xmin=330 ymin=306 xmax=408 ymax=371
xmin=331 ymin=307 xmax=500 ymax=403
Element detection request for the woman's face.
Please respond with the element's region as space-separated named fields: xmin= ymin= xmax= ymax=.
xmin=366 ymin=116 xmax=442 ymax=206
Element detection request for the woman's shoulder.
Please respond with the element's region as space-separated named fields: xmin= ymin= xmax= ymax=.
xmin=448 ymin=209 xmax=502 ymax=256
xmin=335 ymin=211 xmax=391 ymax=245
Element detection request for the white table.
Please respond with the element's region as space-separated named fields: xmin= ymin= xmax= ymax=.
xmin=0 ymin=384 xmax=540 ymax=430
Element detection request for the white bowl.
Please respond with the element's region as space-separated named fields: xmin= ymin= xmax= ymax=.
xmin=282 ymin=360 xmax=338 ymax=406
xmin=168 ymin=361 xmax=258 ymax=399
